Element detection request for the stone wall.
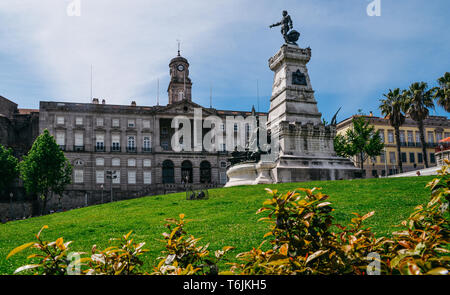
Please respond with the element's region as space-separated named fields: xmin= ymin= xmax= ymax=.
xmin=0 ymin=183 xmax=219 ymax=222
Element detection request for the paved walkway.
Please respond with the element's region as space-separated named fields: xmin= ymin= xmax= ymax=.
xmin=388 ymin=166 xmax=443 ymax=178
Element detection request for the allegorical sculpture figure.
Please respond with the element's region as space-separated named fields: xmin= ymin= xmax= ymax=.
xmin=270 ymin=10 xmax=300 ymax=46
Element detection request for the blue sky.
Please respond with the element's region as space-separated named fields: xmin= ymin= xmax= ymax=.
xmin=0 ymin=0 xmax=448 ymax=122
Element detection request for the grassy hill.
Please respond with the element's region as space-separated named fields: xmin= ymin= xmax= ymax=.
xmin=0 ymin=176 xmax=435 ymax=275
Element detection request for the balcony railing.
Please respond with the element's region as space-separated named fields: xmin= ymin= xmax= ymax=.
xmin=126 ymin=147 xmax=137 ymax=153
xmin=407 ymin=142 xmax=416 ymax=147
xmin=95 ymin=145 xmax=105 ymax=152
xmin=142 ymin=147 xmax=152 ymax=153
xmin=111 ymin=145 xmax=121 ymax=152
xmin=59 ymin=145 xmax=66 ymax=151
xmin=73 ymin=145 xmax=85 ymax=152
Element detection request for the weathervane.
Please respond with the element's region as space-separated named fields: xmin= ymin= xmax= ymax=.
xmin=177 ymin=39 xmax=181 ymax=56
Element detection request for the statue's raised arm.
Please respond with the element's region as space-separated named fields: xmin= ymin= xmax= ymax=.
xmin=269 ymin=10 xmax=300 ymax=46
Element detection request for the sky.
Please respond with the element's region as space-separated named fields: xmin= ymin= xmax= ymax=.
xmin=0 ymin=0 xmax=448 ymax=122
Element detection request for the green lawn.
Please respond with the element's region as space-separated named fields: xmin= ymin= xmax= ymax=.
xmin=0 ymin=176 xmax=435 ymax=275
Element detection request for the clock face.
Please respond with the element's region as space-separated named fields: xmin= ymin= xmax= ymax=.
xmin=177 ymin=64 xmax=185 ymax=72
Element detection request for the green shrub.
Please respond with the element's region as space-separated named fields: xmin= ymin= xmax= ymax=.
xmin=7 ymin=163 xmax=450 ymax=275
xmin=6 ymin=225 xmax=79 ymax=275
xmin=152 ymin=214 xmax=234 ymax=275
xmin=80 ymin=231 xmax=149 ymax=275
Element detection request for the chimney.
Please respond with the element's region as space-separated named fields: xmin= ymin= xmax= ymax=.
xmin=131 ymin=101 xmax=136 ymax=107
xmin=102 ymin=99 xmax=106 ymax=105
xmin=92 ymin=98 xmax=99 ymax=104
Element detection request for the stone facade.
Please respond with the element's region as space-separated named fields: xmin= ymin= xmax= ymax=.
xmin=35 ymin=53 xmax=266 ymax=198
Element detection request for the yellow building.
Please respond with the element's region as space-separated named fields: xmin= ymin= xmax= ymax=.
xmin=336 ymin=114 xmax=450 ymax=177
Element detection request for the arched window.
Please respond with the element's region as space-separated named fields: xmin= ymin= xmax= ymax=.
xmin=162 ymin=160 xmax=175 ymax=184
xmin=200 ymin=161 xmax=211 ymax=184
xmin=181 ymin=160 xmax=193 ymax=183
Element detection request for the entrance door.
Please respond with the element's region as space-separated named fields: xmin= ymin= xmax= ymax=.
xmin=162 ymin=160 xmax=175 ymax=184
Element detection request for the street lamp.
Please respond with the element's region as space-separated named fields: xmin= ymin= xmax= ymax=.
xmin=100 ymin=184 xmax=104 ymax=204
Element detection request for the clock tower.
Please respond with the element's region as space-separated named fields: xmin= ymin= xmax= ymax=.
xmin=167 ymin=50 xmax=192 ymax=104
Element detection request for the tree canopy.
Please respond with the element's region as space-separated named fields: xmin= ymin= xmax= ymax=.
xmin=19 ymin=129 xmax=72 ymax=214
xmin=334 ymin=116 xmax=384 ymax=172
xmin=0 ymin=144 xmax=19 ymax=199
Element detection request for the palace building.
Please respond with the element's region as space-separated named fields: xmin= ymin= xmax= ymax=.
xmin=1 ymin=51 xmax=267 ymax=202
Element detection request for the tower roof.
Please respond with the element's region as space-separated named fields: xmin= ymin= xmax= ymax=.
xmin=169 ymin=55 xmax=189 ymax=65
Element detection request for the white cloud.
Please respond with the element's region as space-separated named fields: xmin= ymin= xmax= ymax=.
xmin=0 ymin=0 xmax=252 ymax=105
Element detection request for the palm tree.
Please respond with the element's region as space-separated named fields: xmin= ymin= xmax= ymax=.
xmin=403 ymin=82 xmax=435 ymax=168
xmin=379 ymin=88 xmax=406 ymax=173
xmin=434 ymin=72 xmax=450 ymax=112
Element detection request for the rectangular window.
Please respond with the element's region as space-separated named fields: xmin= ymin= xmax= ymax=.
xmin=96 ymin=118 xmax=104 ymax=127
xmin=96 ymin=158 xmax=104 ymax=166
xmin=418 ymin=153 xmax=423 ymax=163
xmin=56 ymin=116 xmax=64 ymax=125
xmin=161 ymin=141 xmax=169 ymax=151
xmin=399 ymin=131 xmax=405 ymax=143
xmin=380 ymin=152 xmax=385 ymax=164
xmin=127 ymin=136 xmax=136 ymax=151
xmin=128 ymin=158 xmax=136 ymax=167
xmin=112 ymin=134 xmax=120 ymax=151
xmin=445 ymin=132 xmax=450 ymax=139
xmin=378 ymin=129 xmax=385 ymax=143
xmin=416 ymin=132 xmax=421 ymax=143
xmin=112 ymin=119 xmax=120 ymax=127
xmin=372 ymin=170 xmax=378 ymax=177
xmin=388 ymin=130 xmax=394 ymax=143
xmin=56 ymin=131 xmax=65 ymax=145
xmin=401 ymin=152 xmax=407 ymax=163
xmin=161 ymin=127 xmax=168 ymax=135
xmin=96 ymin=171 xmax=104 ymax=184
xmin=428 ymin=131 xmax=434 ymax=143
xmin=436 ymin=132 xmax=443 ymax=142
xmin=143 ymin=159 xmax=151 ymax=167
xmin=409 ymin=153 xmax=415 ymax=163
xmin=112 ymin=171 xmax=120 ymax=184
xmin=74 ymin=132 xmax=84 ymax=146
xmin=128 ymin=120 xmax=135 ymax=128
xmin=143 ymin=136 xmax=151 ymax=151
xmin=128 ymin=171 xmax=136 ymax=184
xmin=74 ymin=169 xmax=84 ymax=183
xmin=112 ymin=158 xmax=121 ymax=166
xmin=96 ymin=134 xmax=105 ymax=151
xmin=143 ymin=120 xmax=150 ymax=129
xmin=143 ymin=171 xmax=152 ymax=184
xmin=407 ymin=131 xmax=413 ymax=143
xmin=430 ymin=153 xmax=436 ymax=164
xmin=389 ymin=152 xmax=396 ymax=164
xmin=75 ymin=117 xmax=83 ymax=125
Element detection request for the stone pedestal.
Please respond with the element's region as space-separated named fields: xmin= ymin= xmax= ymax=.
xmin=225 ymin=44 xmax=360 ymax=188
xmin=224 ymin=161 xmax=276 ymax=187
xmin=267 ymin=44 xmax=360 ymax=182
